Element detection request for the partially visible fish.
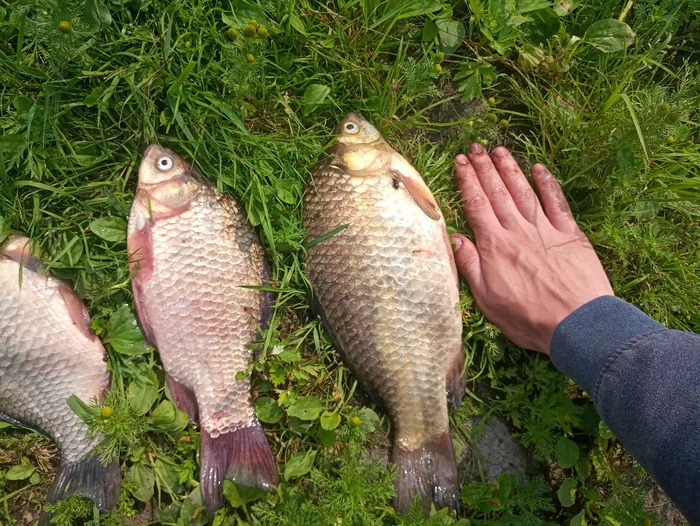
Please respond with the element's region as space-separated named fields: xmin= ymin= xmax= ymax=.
xmin=127 ymin=145 xmax=278 ymax=515
xmin=304 ymin=113 xmax=465 ymax=514
xmin=0 ymin=234 xmax=120 ymax=523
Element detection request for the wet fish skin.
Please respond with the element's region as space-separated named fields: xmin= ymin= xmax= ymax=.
xmin=0 ymin=235 xmax=120 ymax=523
xmin=127 ymin=144 xmax=277 ymax=515
xmin=304 ymin=113 xmax=465 ymax=514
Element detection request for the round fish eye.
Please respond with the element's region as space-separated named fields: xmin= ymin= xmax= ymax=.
xmin=344 ymin=122 xmax=359 ymax=134
xmin=156 ymin=155 xmax=173 ymax=171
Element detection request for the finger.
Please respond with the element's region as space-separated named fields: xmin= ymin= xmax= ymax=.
xmin=531 ymin=164 xmax=579 ymax=234
xmin=467 ymin=143 xmax=521 ymax=228
xmin=490 ymin=147 xmax=546 ymax=226
xmin=452 ymin=234 xmax=485 ymax=297
xmin=454 ymin=154 xmax=501 ymax=236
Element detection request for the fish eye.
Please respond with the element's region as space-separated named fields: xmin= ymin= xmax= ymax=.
xmin=344 ymin=122 xmax=359 ymax=134
xmin=156 ymin=155 xmax=173 ymax=171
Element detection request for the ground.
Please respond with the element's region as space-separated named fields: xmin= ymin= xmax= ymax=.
xmin=0 ymin=1 xmax=699 ymax=525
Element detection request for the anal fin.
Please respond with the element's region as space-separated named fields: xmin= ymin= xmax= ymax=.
xmin=165 ymin=373 xmax=198 ymax=423
xmin=446 ymin=344 xmax=467 ymax=410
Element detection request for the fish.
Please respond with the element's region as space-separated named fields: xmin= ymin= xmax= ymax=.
xmin=127 ymin=144 xmax=278 ymax=515
xmin=0 ymin=234 xmax=120 ymax=524
xmin=303 ymin=113 xmax=465 ymax=514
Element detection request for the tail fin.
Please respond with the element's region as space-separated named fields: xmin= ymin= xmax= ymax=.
xmin=200 ymin=423 xmax=278 ymax=516
xmin=393 ymin=432 xmax=459 ymax=515
xmin=40 ymin=454 xmax=121 ymax=525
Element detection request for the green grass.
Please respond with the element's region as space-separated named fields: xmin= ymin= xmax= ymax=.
xmin=1 ymin=0 xmax=699 ymax=524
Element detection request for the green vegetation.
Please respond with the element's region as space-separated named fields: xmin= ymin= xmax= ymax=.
xmin=0 ymin=0 xmax=698 ymax=524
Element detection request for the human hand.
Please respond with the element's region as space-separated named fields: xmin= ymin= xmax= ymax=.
xmin=452 ymin=144 xmax=614 ymax=354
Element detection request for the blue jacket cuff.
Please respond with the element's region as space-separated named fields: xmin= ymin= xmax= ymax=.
xmin=549 ymin=296 xmax=665 ymax=397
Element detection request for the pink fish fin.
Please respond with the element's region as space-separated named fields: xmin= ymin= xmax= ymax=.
xmin=199 ymin=422 xmax=278 ymax=516
xmin=165 ymin=373 xmax=198 ymax=423
xmin=58 ymin=285 xmax=98 ymax=341
xmin=41 ymin=453 xmax=121 ymax=525
xmin=0 ymin=234 xmax=44 ymax=273
xmin=446 ymin=344 xmax=467 ymax=410
xmin=392 ymin=431 xmax=459 ymax=515
xmin=440 ymin=224 xmax=459 ymax=286
xmin=392 ymin=169 xmax=441 ymax=221
xmin=127 ymin=223 xmax=156 ymax=344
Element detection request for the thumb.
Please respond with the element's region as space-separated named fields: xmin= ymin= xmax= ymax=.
xmin=452 ymin=235 xmax=485 ymax=296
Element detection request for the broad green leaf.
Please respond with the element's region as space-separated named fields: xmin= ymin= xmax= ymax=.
xmin=553 ymin=0 xmax=581 ymax=16
xmin=0 ymin=216 xmax=10 ymax=244
xmin=570 ymin=510 xmax=586 ymax=526
xmin=521 ymin=8 xmax=561 ymax=44
xmin=320 ymin=411 xmax=341 ymax=430
xmin=83 ymin=87 xmax=104 ymax=107
xmin=289 ymin=14 xmax=307 ymax=35
xmin=436 ymin=19 xmax=466 ymax=56
xmin=82 ymin=0 xmax=112 ymax=32
xmin=557 ymin=478 xmax=577 ymax=507
xmin=583 ymin=19 xmax=634 ymax=53
xmin=634 ymin=201 xmax=661 ymax=221
xmin=128 ymin=375 xmax=159 ymax=416
xmin=155 ymin=458 xmax=182 ymax=493
xmin=105 ymin=305 xmax=153 ymax=355
xmin=356 ymin=407 xmax=381 ymax=433
xmin=6 ymin=464 xmax=36 ymax=481
xmin=555 ymin=437 xmax=579 ymax=468
xmin=230 ymin=0 xmax=268 ymax=25
xmin=223 ymin=480 xmax=267 ymax=507
xmin=422 ymin=20 xmax=438 ymax=42
xmin=302 ymin=84 xmax=331 ymax=114
xmin=67 ymin=394 xmax=97 ymax=423
xmin=150 ymin=400 xmax=187 ymax=432
xmin=283 ymin=450 xmax=317 ymax=481
xmin=126 ymin=463 xmax=155 ymax=502
xmin=317 ymin=428 xmax=336 ymax=447
xmin=287 ymin=396 xmax=324 ymax=421
xmin=598 ymin=421 xmax=615 ymax=439
xmin=89 ymin=216 xmax=126 ymax=242
xmin=255 ymin=397 xmax=284 ymax=424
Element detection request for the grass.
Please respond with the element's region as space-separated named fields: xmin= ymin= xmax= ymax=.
xmin=0 ymin=0 xmax=699 ymax=524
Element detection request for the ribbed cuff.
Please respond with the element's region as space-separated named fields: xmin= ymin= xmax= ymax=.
xmin=549 ymin=296 xmax=664 ymax=397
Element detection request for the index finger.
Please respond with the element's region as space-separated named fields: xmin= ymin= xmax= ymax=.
xmin=454 ymin=154 xmax=501 ymax=236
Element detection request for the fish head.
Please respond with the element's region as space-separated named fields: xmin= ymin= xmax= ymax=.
xmin=333 ymin=113 xmax=392 ymax=172
xmin=135 ymin=144 xmax=201 ymax=220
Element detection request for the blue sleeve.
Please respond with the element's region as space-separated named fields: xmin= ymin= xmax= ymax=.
xmin=550 ymin=296 xmax=700 ymax=523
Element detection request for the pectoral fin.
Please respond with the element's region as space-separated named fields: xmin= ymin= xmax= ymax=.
xmin=391 ymin=168 xmax=441 ymax=221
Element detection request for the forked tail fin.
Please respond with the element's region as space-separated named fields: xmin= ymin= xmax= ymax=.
xmin=200 ymin=422 xmax=278 ymax=516
xmin=392 ymin=431 xmax=459 ymax=515
xmin=41 ymin=454 xmax=121 ymax=525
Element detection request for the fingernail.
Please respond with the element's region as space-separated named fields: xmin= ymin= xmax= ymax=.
xmin=491 ymin=146 xmax=507 ymax=158
xmin=455 ymin=154 xmax=468 ymax=165
xmin=452 ymin=235 xmax=463 ymax=251
xmin=469 ymin=143 xmax=484 ymax=154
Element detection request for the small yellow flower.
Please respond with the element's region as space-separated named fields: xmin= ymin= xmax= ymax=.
xmin=487 ymin=113 xmax=497 ymax=124
xmin=435 ymin=64 xmax=443 ymax=73
xmin=487 ymin=97 xmax=496 ymax=105
xmin=227 ymin=27 xmax=239 ymax=40
xmin=185 ymin=40 xmax=191 ymax=47
xmin=246 ymin=53 xmax=255 ymax=63
xmin=243 ymin=24 xmax=256 ymax=38
xmin=659 ymin=103 xmax=670 ymax=112
xmin=436 ymin=51 xmax=445 ymax=63
xmin=350 ymin=416 xmax=361 ymax=426
xmin=248 ymin=19 xmax=259 ymax=29
xmin=101 ymin=406 xmax=113 ymax=417
xmin=257 ymin=26 xmax=268 ymax=38
xmin=58 ymin=20 xmax=72 ymax=34
xmin=666 ymin=135 xmax=675 ymax=144
xmin=500 ymin=119 xmax=510 ymax=127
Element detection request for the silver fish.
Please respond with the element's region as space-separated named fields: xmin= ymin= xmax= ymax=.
xmin=0 ymin=234 xmax=120 ymax=523
xmin=127 ymin=145 xmax=277 ymax=515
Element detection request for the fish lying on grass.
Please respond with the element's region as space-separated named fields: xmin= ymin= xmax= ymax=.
xmin=127 ymin=144 xmax=278 ymax=515
xmin=0 ymin=234 xmax=120 ymax=524
xmin=304 ymin=113 xmax=466 ymax=514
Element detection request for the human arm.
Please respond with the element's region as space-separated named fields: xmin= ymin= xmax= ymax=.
xmin=451 ymin=144 xmax=700 ymax=522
